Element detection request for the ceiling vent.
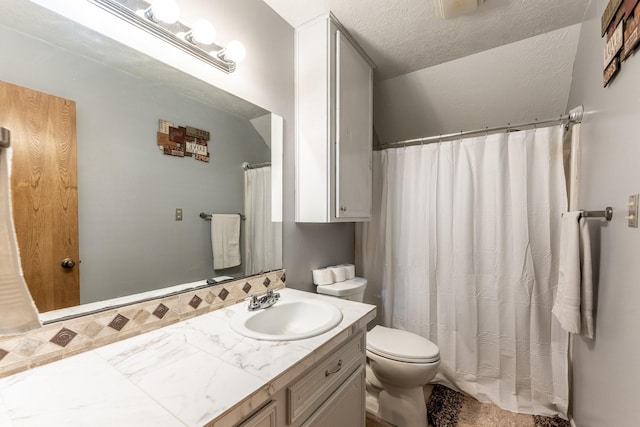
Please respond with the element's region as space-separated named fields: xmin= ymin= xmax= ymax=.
xmin=434 ymin=0 xmax=486 ymax=19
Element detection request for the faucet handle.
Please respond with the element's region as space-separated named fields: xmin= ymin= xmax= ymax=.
xmin=267 ymin=289 xmax=280 ymax=300
xmin=246 ymin=295 xmax=260 ymax=311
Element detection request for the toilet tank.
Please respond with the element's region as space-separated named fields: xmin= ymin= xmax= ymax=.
xmin=316 ymin=278 xmax=367 ymax=302
xmin=342 ymin=289 xmax=365 ymax=302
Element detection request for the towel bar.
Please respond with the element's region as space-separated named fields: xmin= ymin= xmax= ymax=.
xmin=581 ymin=207 xmax=613 ymax=221
xmin=200 ymin=212 xmax=246 ymax=221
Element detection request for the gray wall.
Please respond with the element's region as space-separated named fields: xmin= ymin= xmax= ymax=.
xmin=373 ymin=24 xmax=581 ymax=143
xmin=0 ymin=25 xmax=269 ymax=303
xmin=566 ymin=2 xmax=640 ymax=426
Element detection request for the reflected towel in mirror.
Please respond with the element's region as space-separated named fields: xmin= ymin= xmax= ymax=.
xmin=0 ymin=147 xmax=41 ymax=334
xmin=211 ymin=214 xmax=241 ymax=269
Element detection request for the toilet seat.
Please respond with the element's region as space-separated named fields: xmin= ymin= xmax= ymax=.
xmin=367 ymin=326 xmax=440 ymax=363
xmin=316 ymin=277 xmax=367 ymax=298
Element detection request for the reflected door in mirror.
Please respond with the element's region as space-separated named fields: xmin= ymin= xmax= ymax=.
xmin=0 ymin=81 xmax=80 ymax=311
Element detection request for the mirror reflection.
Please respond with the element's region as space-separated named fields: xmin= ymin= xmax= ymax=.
xmin=0 ymin=6 xmax=283 ymax=317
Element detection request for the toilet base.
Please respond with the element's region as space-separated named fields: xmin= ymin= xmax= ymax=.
xmin=366 ymin=368 xmax=428 ymax=427
xmin=378 ymin=384 xmax=428 ymax=427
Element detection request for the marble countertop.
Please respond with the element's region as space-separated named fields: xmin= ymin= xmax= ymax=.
xmin=0 ymin=289 xmax=376 ymax=427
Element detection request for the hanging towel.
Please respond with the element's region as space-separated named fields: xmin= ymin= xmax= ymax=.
xmin=0 ymin=147 xmax=41 ymax=334
xmin=211 ymin=214 xmax=241 ymax=269
xmin=552 ymin=211 xmax=594 ymax=338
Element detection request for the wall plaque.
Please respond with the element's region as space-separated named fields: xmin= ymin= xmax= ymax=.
xmin=163 ymin=146 xmax=185 ymax=157
xmin=169 ymin=126 xmax=186 ymax=143
xmin=186 ymin=141 xmax=208 ymax=156
xmin=604 ymin=56 xmax=620 ymax=87
xmin=623 ymin=15 xmax=640 ymax=59
xmin=158 ymin=119 xmax=173 ymax=134
xmin=157 ymin=119 xmax=211 ymax=162
xmin=623 ymin=0 xmax=640 ymax=17
xmin=186 ymin=126 xmax=210 ymax=141
xmin=604 ymin=22 xmax=624 ymax=69
xmin=602 ymin=0 xmax=624 ymax=35
xmin=602 ymin=0 xmax=639 ymax=86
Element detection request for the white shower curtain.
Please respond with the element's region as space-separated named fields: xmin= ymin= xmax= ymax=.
xmin=244 ymin=167 xmax=282 ymax=276
xmin=358 ymin=126 xmax=569 ymax=417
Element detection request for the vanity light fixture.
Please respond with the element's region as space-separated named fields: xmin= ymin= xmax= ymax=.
xmin=88 ymin=0 xmax=246 ymax=73
xmin=144 ymin=0 xmax=179 ymax=24
xmin=434 ymin=0 xmax=486 ymax=19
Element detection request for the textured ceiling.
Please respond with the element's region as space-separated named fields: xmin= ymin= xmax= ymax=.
xmin=263 ymin=0 xmax=591 ymax=80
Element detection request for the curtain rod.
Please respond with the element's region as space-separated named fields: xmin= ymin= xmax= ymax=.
xmin=376 ymin=106 xmax=584 ymax=151
xmin=242 ymin=161 xmax=271 ymax=170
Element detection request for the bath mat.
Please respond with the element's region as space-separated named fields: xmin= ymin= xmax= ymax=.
xmin=426 ymin=385 xmax=570 ymax=427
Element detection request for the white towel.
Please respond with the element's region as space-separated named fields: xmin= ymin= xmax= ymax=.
xmin=0 ymin=147 xmax=41 ymax=334
xmin=211 ymin=214 xmax=241 ymax=270
xmin=552 ymin=211 xmax=594 ymax=338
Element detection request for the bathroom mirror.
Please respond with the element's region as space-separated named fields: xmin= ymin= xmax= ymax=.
xmin=0 ymin=2 xmax=283 ymax=319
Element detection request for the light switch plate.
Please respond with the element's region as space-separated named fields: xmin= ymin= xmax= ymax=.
xmin=628 ymin=195 xmax=638 ymax=228
xmin=176 ymin=208 xmax=183 ymax=221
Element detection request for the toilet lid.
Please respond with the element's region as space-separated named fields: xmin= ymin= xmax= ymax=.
xmin=316 ymin=277 xmax=367 ymax=297
xmin=367 ymin=326 xmax=440 ymax=363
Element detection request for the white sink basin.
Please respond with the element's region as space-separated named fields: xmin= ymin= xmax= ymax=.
xmin=230 ymin=298 xmax=343 ymax=341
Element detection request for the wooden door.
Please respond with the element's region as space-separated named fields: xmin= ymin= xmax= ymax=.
xmin=0 ymin=80 xmax=79 ymax=311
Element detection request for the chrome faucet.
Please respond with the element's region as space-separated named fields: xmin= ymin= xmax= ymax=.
xmin=247 ymin=289 xmax=280 ymax=311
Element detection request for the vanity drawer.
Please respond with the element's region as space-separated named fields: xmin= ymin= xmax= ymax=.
xmin=287 ymin=332 xmax=365 ymax=425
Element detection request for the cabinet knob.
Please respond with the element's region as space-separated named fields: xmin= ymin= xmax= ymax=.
xmin=340 ymin=205 xmax=347 ymax=212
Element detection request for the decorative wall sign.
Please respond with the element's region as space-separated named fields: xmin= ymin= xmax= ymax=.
xmin=159 ymin=119 xmax=173 ymax=134
xmin=602 ymin=0 xmax=640 ymax=86
xmin=604 ymin=57 xmax=620 ymax=86
xmin=623 ymin=0 xmax=640 ymax=18
xmin=604 ymin=22 xmax=624 ymax=68
xmin=186 ymin=126 xmax=210 ymax=140
xmin=157 ymin=119 xmax=211 ymax=162
xmin=602 ymin=0 xmax=624 ymax=35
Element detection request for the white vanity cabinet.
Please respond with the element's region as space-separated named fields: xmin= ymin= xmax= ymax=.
xmin=231 ymin=332 xmax=366 ymax=427
xmin=295 ymin=13 xmax=374 ymax=223
xmin=287 ymin=332 xmax=365 ymax=426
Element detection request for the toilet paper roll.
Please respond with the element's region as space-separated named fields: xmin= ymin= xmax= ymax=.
xmin=329 ymin=266 xmax=347 ymax=283
xmin=342 ymin=264 xmax=355 ymax=280
xmin=312 ymin=268 xmax=334 ymax=285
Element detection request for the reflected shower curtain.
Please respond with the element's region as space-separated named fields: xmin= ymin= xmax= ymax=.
xmin=358 ymin=126 xmax=569 ymax=417
xmin=244 ymin=166 xmax=282 ymax=276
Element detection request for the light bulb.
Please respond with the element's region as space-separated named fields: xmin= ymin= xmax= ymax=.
xmin=225 ymin=40 xmax=246 ymax=63
xmin=147 ymin=0 xmax=180 ymax=24
xmin=188 ymin=19 xmax=216 ymax=45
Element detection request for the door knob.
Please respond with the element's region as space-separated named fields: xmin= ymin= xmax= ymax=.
xmin=61 ymin=258 xmax=76 ymax=269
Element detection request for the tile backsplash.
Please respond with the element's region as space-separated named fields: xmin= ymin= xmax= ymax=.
xmin=0 ymin=270 xmax=285 ymax=378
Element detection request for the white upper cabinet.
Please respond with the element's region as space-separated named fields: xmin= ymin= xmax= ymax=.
xmin=295 ymin=13 xmax=374 ymax=223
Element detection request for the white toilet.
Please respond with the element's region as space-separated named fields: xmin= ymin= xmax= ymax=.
xmin=316 ymin=275 xmax=440 ymax=427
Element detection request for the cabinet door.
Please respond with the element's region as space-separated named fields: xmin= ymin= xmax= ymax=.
xmin=335 ymin=31 xmax=372 ymax=220
xmin=301 ymin=366 xmax=365 ymax=427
